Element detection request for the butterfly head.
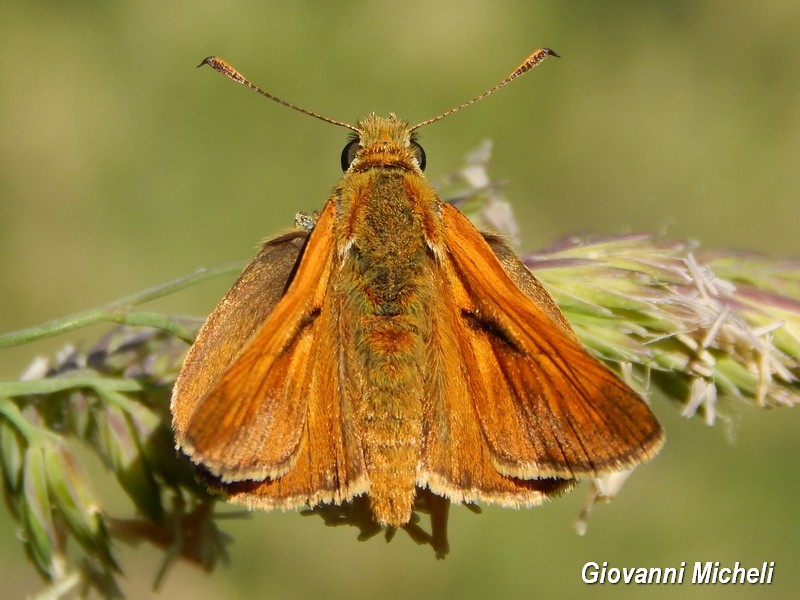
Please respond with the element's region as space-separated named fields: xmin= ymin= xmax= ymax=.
xmin=341 ymin=113 xmax=426 ymax=174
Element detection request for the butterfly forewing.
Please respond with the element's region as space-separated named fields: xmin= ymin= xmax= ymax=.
xmin=439 ymin=203 xmax=663 ymax=480
xmin=173 ymin=204 xmax=353 ymax=483
xmin=220 ymin=287 xmax=370 ymax=510
xmin=419 ymin=254 xmax=574 ymax=505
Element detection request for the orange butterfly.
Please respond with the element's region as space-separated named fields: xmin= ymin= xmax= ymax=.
xmin=171 ymin=50 xmax=663 ymax=533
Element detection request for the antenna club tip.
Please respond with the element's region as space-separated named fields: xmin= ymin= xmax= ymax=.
xmin=198 ymin=56 xmax=246 ymax=85
xmin=512 ymin=47 xmax=560 ymax=77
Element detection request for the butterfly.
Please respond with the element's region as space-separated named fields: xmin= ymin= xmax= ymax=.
xmin=171 ymin=49 xmax=663 ymax=533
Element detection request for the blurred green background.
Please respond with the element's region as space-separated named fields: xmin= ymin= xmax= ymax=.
xmin=1 ymin=1 xmax=798 ymax=598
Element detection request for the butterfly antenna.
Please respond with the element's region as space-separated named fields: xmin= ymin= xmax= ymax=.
xmin=409 ymin=48 xmax=559 ymax=132
xmin=199 ymin=56 xmax=360 ymax=133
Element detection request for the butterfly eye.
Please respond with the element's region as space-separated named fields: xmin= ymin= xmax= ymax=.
xmin=411 ymin=140 xmax=426 ymax=171
xmin=341 ymin=139 xmax=360 ymax=171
